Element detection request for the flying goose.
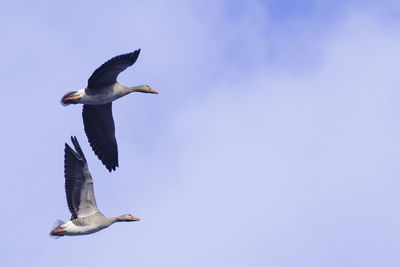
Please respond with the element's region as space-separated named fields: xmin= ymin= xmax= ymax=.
xmin=61 ymin=49 xmax=158 ymax=172
xmin=50 ymin=136 xmax=140 ymax=237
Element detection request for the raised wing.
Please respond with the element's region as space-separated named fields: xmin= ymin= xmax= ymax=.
xmin=82 ymin=103 xmax=118 ymax=172
xmin=87 ymin=49 xmax=141 ymax=89
xmin=64 ymin=136 xmax=99 ymax=219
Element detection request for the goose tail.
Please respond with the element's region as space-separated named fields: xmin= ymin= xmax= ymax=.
xmin=50 ymin=220 xmax=66 ymax=238
xmin=61 ymin=91 xmax=80 ymax=106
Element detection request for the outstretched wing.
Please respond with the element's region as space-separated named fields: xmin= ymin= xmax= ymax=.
xmin=87 ymin=49 xmax=141 ymax=89
xmin=82 ymin=103 xmax=118 ymax=172
xmin=64 ymin=136 xmax=99 ymax=219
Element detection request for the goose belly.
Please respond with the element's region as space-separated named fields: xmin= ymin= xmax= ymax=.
xmin=80 ymin=85 xmax=118 ymax=105
xmin=80 ymin=91 xmax=114 ymax=105
xmin=62 ymin=221 xmax=108 ymax=236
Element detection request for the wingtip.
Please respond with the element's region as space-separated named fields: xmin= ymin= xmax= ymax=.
xmin=64 ymin=142 xmax=72 ymax=152
xmin=106 ymin=161 xmax=119 ymax=172
xmin=71 ymin=136 xmax=79 ymax=146
xmin=70 ymin=136 xmax=78 ymax=150
xmin=135 ymin=49 xmax=141 ymax=56
xmin=107 ymin=166 xmax=116 ymax=172
xmin=68 ymin=136 xmax=87 ymax=162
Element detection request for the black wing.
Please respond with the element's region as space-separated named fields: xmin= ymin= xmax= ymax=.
xmin=64 ymin=136 xmax=99 ymax=220
xmin=82 ymin=103 xmax=118 ymax=172
xmin=87 ymin=49 xmax=141 ymax=89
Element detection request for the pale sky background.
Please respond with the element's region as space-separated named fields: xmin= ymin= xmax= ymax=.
xmin=1 ymin=0 xmax=400 ymax=266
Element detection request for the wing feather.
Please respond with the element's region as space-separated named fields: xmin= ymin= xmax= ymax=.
xmin=82 ymin=103 xmax=118 ymax=172
xmin=64 ymin=136 xmax=99 ymax=219
xmin=87 ymin=49 xmax=140 ymax=89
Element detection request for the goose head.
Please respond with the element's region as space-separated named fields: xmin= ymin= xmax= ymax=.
xmin=117 ymin=214 xmax=141 ymax=222
xmin=130 ymin=85 xmax=158 ymax=94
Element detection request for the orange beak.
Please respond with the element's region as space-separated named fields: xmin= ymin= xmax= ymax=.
xmin=132 ymin=217 xmax=141 ymax=221
xmin=150 ymin=89 xmax=159 ymax=94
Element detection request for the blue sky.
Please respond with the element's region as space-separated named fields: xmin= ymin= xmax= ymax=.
xmin=1 ymin=0 xmax=400 ymax=266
